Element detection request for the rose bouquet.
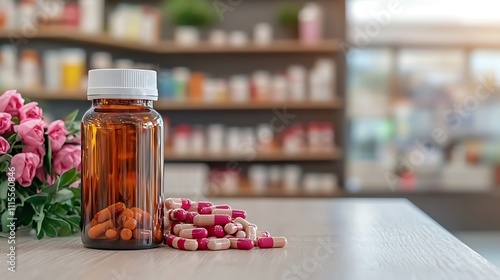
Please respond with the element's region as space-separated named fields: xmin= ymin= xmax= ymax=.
xmin=0 ymin=90 xmax=81 ymax=239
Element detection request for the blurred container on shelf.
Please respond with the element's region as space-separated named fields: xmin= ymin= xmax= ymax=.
xmin=207 ymin=124 xmax=225 ymax=153
xmin=229 ymin=75 xmax=250 ymax=103
xmin=229 ymin=31 xmax=249 ymax=47
xmin=20 ymin=49 xmax=41 ymax=89
xmin=283 ymin=165 xmax=302 ymax=194
xmin=61 ymin=48 xmax=85 ymax=91
xmin=79 ymin=0 xmax=104 ymax=34
xmin=1 ymin=45 xmax=17 ymax=88
xmin=43 ymin=51 xmax=61 ymax=90
xmin=288 ymin=65 xmax=307 ymax=101
xmin=90 ymin=52 xmax=113 ymax=69
xmin=248 ymin=165 xmax=268 ymax=194
xmin=114 ymin=59 xmax=134 ymax=69
xmin=108 ymin=4 xmax=161 ymax=43
xmin=208 ymin=29 xmax=227 ymax=46
xmin=299 ymin=2 xmax=323 ymax=45
xmin=63 ymin=0 xmax=79 ymax=27
xmin=254 ymin=23 xmax=273 ymax=46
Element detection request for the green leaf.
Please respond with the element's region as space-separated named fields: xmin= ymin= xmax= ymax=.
xmin=1 ymin=210 xmax=11 ymax=232
xmin=33 ymin=210 xmax=45 ymax=238
xmin=52 ymin=189 xmax=74 ymax=204
xmin=65 ymin=110 xmax=79 ymax=122
xmin=25 ymin=194 xmax=49 ymax=206
xmin=0 ymin=154 xmax=12 ymax=163
xmin=46 ymin=216 xmax=72 ymax=236
xmin=0 ymin=180 xmax=7 ymax=200
xmin=41 ymin=177 xmax=60 ymax=194
xmin=0 ymin=200 xmax=5 ymax=213
xmin=69 ymin=187 xmax=81 ymax=200
xmin=11 ymin=117 xmax=19 ymax=125
xmin=59 ymin=168 xmax=77 ymax=188
xmin=7 ymin=133 xmax=17 ymax=145
xmin=36 ymin=229 xmax=44 ymax=239
xmin=42 ymin=218 xmax=57 ymax=237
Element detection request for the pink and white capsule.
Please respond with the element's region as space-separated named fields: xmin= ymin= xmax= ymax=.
xmin=193 ymin=214 xmax=232 ymax=227
xmin=199 ymin=208 xmax=247 ymax=219
xmin=172 ymin=236 xmax=198 ymax=251
xmin=173 ymin=223 xmax=195 ymax=235
xmin=188 ymin=201 xmax=214 ymax=212
xmin=179 ymin=228 xmax=208 ymax=239
xmin=207 ymin=238 xmax=230 ymax=251
xmin=224 ymin=222 xmax=244 ymax=235
xmin=167 ymin=208 xmax=187 ymax=221
xmin=256 ymin=230 xmax=270 ymax=238
xmin=197 ymin=238 xmax=209 ymax=250
xmin=257 ymin=237 xmax=287 ymax=248
xmin=165 ymin=198 xmax=192 ymax=210
xmin=207 ymin=225 xmax=225 ymax=238
xmin=184 ymin=212 xmax=199 ymax=224
xmin=229 ymin=238 xmax=254 ymax=250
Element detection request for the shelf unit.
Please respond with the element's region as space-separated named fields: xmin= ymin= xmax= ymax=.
xmin=11 ymin=89 xmax=343 ymax=110
xmin=0 ymin=0 xmax=346 ymax=198
xmin=164 ymin=148 xmax=343 ymax=162
xmin=0 ymin=27 xmax=341 ymax=54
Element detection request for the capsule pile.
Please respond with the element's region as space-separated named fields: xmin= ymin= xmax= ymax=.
xmin=162 ymin=198 xmax=287 ymax=251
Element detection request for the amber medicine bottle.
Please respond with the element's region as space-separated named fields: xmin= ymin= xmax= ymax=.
xmin=81 ymin=69 xmax=164 ymax=249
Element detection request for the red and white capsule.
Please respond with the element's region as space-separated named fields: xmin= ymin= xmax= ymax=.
xmin=173 ymin=223 xmax=195 ymax=235
xmin=188 ymin=201 xmax=214 ymax=213
xmin=257 ymin=237 xmax=287 ymax=248
xmin=207 ymin=225 xmax=225 ymax=238
xmin=167 ymin=208 xmax=187 ymax=221
xmin=256 ymin=230 xmax=270 ymax=238
xmin=184 ymin=212 xmax=199 ymax=224
xmin=197 ymin=238 xmax=209 ymax=250
xmin=193 ymin=214 xmax=232 ymax=227
xmin=229 ymin=238 xmax=254 ymax=250
xmin=171 ymin=236 xmax=198 ymax=251
xmin=165 ymin=234 xmax=176 ymax=247
xmin=224 ymin=222 xmax=244 ymax=235
xmin=207 ymin=238 xmax=230 ymax=251
xmin=165 ymin=198 xmax=192 ymax=210
xmin=179 ymin=228 xmax=208 ymax=239
xmin=199 ymin=208 xmax=247 ymax=219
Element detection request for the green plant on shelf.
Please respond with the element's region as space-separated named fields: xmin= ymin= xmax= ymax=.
xmin=276 ymin=3 xmax=301 ymax=38
xmin=164 ymin=0 xmax=217 ymax=27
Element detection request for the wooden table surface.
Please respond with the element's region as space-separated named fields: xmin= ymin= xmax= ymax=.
xmin=2 ymin=198 xmax=499 ymax=280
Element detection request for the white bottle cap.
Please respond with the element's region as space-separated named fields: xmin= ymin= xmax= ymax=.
xmin=87 ymin=69 xmax=158 ymax=100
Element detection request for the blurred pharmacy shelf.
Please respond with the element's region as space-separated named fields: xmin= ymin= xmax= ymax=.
xmin=0 ymin=28 xmax=341 ymax=54
xmin=164 ymin=148 xmax=343 ymax=162
xmin=13 ymin=89 xmax=343 ymax=110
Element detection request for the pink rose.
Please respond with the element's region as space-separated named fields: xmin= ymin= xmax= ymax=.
xmin=10 ymin=152 xmax=40 ymax=187
xmin=52 ymin=144 xmax=81 ymax=175
xmin=0 ymin=112 xmax=12 ymax=134
xmin=46 ymin=120 xmax=68 ymax=152
xmin=23 ymin=144 xmax=45 ymax=168
xmin=19 ymin=102 xmax=43 ymax=122
xmin=0 ymin=90 xmax=24 ymax=116
xmin=0 ymin=136 xmax=9 ymax=154
xmin=35 ymin=167 xmax=55 ymax=185
xmin=17 ymin=119 xmax=45 ymax=146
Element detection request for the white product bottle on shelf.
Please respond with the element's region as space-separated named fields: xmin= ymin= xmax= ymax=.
xmin=79 ymin=0 xmax=104 ymax=34
xmin=43 ymin=51 xmax=61 ymax=91
xmin=1 ymin=46 xmax=17 ymax=88
xmin=310 ymin=59 xmax=335 ymax=101
xmin=287 ymin=65 xmax=307 ymax=101
xmin=299 ymin=2 xmax=323 ymax=44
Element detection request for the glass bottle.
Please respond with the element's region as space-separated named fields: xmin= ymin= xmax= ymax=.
xmin=81 ymin=69 xmax=164 ymax=249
